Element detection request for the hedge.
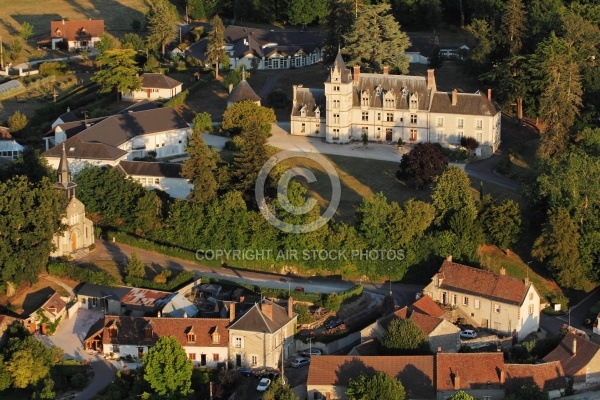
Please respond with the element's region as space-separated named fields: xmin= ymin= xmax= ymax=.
xmin=163 ymin=78 xmax=207 ymax=108
xmin=47 ymin=261 xmax=119 ymax=286
xmin=125 ymin=270 xmax=194 ymax=291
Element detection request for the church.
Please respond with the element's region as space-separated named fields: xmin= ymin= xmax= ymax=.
xmin=50 ymin=144 xmax=94 ymax=258
xmin=290 ymin=51 xmax=501 ymax=157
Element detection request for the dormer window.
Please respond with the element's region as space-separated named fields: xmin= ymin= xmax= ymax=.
xmin=187 ymin=333 xmax=196 ymax=343
xmin=315 ymin=107 xmax=320 ymax=118
xmin=55 ymin=29 xmax=62 ymax=37
xmin=409 ymin=94 xmax=418 ymax=109
xmin=361 ymin=91 xmax=369 ymax=106
xmin=212 ymin=332 xmax=220 ymax=344
xmin=144 ymin=325 xmax=153 ymax=339
xmin=300 ymin=105 xmax=307 ymax=117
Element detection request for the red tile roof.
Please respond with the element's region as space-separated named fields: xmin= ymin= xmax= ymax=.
xmin=50 ymin=20 xmax=104 ymax=41
xmin=436 ymin=261 xmax=529 ymax=304
xmin=102 ymin=316 xmax=230 ymax=347
xmin=410 ymin=312 xmax=442 ymax=335
xmin=411 ymin=295 xmax=445 ymax=318
xmin=542 ymin=333 xmax=600 ymax=377
xmin=378 ymin=306 xmax=409 ymax=329
xmin=0 ymin=127 xmax=14 ymax=140
xmin=505 ymin=362 xmax=566 ymax=393
xmin=307 ymin=355 xmax=435 ymax=398
xmin=436 ymin=352 xmax=505 ymax=390
xmin=41 ymin=292 xmax=67 ymax=317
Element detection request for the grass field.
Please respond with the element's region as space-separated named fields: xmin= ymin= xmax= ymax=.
xmin=0 ymin=0 xmax=149 ymax=62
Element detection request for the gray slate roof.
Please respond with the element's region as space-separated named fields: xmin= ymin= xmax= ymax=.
xmin=225 ymin=26 xmax=324 ymax=59
xmin=117 ymin=160 xmax=184 ymax=179
xmin=45 ymin=136 xmax=128 ymax=160
xmin=353 ymin=73 xmax=430 ymax=110
xmin=141 ymin=73 xmax=183 ymax=90
xmin=229 ymin=300 xmax=295 ymax=333
xmin=327 ymin=50 xmax=353 ymax=83
xmin=430 ymin=91 xmax=500 ymax=116
xmin=228 ymin=80 xmax=261 ymax=103
xmin=292 ymin=87 xmax=325 ymax=117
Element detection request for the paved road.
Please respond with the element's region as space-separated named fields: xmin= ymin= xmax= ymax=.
xmin=79 ymin=240 xmax=422 ymax=308
xmin=464 ymin=154 xmax=520 ymax=190
xmin=74 ymin=358 xmax=116 ymax=400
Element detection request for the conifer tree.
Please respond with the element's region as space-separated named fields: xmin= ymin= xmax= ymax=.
xmin=146 ymin=0 xmax=179 ymax=56
xmin=230 ymin=128 xmax=269 ymax=200
xmin=182 ymin=133 xmax=218 ymax=205
xmin=205 ymin=15 xmax=226 ymax=79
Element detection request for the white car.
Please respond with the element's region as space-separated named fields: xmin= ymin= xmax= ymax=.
xmin=256 ymin=378 xmax=271 ymax=392
xmin=460 ymin=329 xmax=477 ymax=339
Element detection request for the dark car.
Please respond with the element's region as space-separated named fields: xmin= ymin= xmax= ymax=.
xmin=295 ymin=286 xmax=305 ymax=292
xmin=325 ymin=318 xmax=344 ymax=330
xmin=301 ymin=348 xmax=323 ymax=357
xmin=237 ymin=368 xmax=252 ymax=377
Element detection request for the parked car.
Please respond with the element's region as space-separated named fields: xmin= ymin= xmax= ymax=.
xmin=325 ymin=318 xmax=344 ymax=330
xmin=237 ymin=367 xmax=252 ymax=377
xmin=295 ymin=286 xmax=305 ymax=292
xmin=256 ymin=378 xmax=271 ymax=392
xmin=263 ymin=372 xmax=287 ymax=384
xmin=302 ymin=348 xmax=323 ymax=357
xmin=460 ymin=329 xmax=477 ymax=339
xmin=291 ymin=357 xmax=311 ymax=368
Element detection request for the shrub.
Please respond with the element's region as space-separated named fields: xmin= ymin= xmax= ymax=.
xmin=39 ymin=62 xmax=69 ymax=76
xmin=8 ymin=110 xmax=28 ymax=133
xmin=70 ymin=372 xmax=87 ymax=389
xmin=47 ymin=261 xmax=119 ymax=286
xmin=264 ymin=89 xmax=290 ymax=109
xmin=126 ymin=270 xmax=194 ymax=291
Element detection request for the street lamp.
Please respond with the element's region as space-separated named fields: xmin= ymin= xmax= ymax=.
xmin=288 ymin=281 xmax=291 ymax=297
xmin=388 ymin=266 xmax=393 ymax=296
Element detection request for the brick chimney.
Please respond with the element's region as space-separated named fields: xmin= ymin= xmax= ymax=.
xmin=353 ymin=65 xmax=360 ymax=84
xmin=500 ymin=267 xmax=506 ymax=275
xmin=229 ymin=83 xmax=233 ymax=93
xmin=288 ymin=297 xmax=293 ymax=318
xmin=437 ymin=347 xmax=442 ymax=353
xmin=229 ymin=302 xmax=236 ymax=322
xmin=500 ymin=369 xmax=506 ymax=384
xmin=451 ymin=89 xmax=458 ymax=106
xmin=572 ymin=337 xmax=577 ymax=356
xmin=383 ymin=66 xmax=389 ymax=75
xmin=446 ymin=255 xmax=453 ymax=262
xmin=454 ymin=375 xmax=461 ymax=390
xmin=427 ymin=69 xmax=436 ymax=90
xmin=488 ymin=88 xmax=492 ymax=101
xmin=262 ymin=301 xmax=273 ymax=321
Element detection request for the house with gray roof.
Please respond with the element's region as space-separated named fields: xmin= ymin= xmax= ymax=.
xmin=291 ymin=51 xmax=501 ymax=156
xmin=227 ymin=69 xmax=260 ymax=108
xmin=122 ymin=73 xmax=183 ymax=102
xmin=228 ymin=298 xmax=297 ymax=369
xmin=43 ymin=107 xmax=191 ymax=174
xmin=116 ymin=160 xmax=191 ymax=199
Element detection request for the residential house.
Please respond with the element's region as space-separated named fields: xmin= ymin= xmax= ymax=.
xmin=543 ymin=332 xmax=600 ymax=388
xmin=0 ymin=127 xmax=24 ymax=161
xmin=51 ymin=109 xmax=80 ymax=128
xmin=85 ymin=316 xmax=230 ymax=367
xmin=122 ymin=73 xmax=183 ymax=102
xmin=43 ymin=107 xmax=191 ymax=173
xmin=50 ymin=145 xmax=95 ymax=258
xmin=116 ymin=160 xmax=191 ymax=199
xmin=505 ymin=362 xmax=566 ymax=398
xmin=76 ymin=283 xmax=131 ymax=315
xmin=224 ymin=26 xmax=324 ymax=70
xmin=291 ymin=52 xmax=501 ymax=156
xmin=226 ymin=69 xmax=260 ymax=109
xmin=228 ymin=298 xmax=297 ymax=369
xmin=307 ymin=355 xmax=435 ymax=400
xmin=406 ymin=35 xmax=439 ymax=64
xmin=48 ymin=19 xmax=104 ymax=51
xmin=423 ymin=258 xmax=540 ymax=341
xmin=411 ymin=294 xmax=446 ymax=319
xmin=436 ymin=352 xmax=506 ymax=400
xmin=26 ymin=291 xmax=67 ymax=334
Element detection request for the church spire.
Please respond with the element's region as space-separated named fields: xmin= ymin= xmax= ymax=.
xmin=57 ymin=143 xmax=71 ymax=184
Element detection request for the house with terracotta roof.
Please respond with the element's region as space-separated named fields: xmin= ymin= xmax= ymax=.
xmin=423 ymin=258 xmax=540 ymax=341
xmin=436 ymin=352 xmax=506 ymax=400
xmin=122 ymin=73 xmax=183 ymax=102
xmin=505 ymin=362 xmax=566 ymax=398
xmin=116 ymin=160 xmax=191 ymax=199
xmin=543 ymin=332 xmax=600 ymax=388
xmin=25 ymin=291 xmax=68 ymax=334
xmin=291 ymin=51 xmax=501 ymax=156
xmin=43 ymin=107 xmax=191 ymax=174
xmin=84 ymin=316 xmax=230 ymax=367
xmin=307 ymin=355 xmax=436 ymax=400
xmin=228 ymin=298 xmax=297 ymax=369
xmin=0 ymin=126 xmax=24 ymax=161
xmin=48 ymin=19 xmax=104 ymax=51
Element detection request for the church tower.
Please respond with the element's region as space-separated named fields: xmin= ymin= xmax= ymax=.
xmin=54 ymin=144 xmax=77 ymax=200
xmin=324 ymin=50 xmax=354 ymax=143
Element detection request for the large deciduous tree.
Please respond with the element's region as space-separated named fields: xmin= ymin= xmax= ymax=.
xmin=343 ymin=3 xmax=411 ymax=73
xmin=263 ymin=379 xmax=300 ymax=400
xmin=222 ymin=100 xmax=276 ymax=137
xmin=397 ymin=143 xmax=448 ymax=188
xmin=448 ymin=391 xmax=476 ymax=400
xmin=143 ymin=336 xmax=193 ymax=399
xmin=4 ymin=336 xmax=61 ymax=389
xmin=288 ymin=0 xmax=328 ymax=29
xmin=182 ymin=132 xmax=219 ymax=205
xmin=431 ymin=166 xmax=478 ymax=227
xmin=146 ymin=0 xmax=179 ymax=56
xmin=91 ymin=49 xmax=142 ymax=100
xmin=205 ymin=15 xmax=226 ymax=79
xmin=383 ymin=318 xmax=430 ymax=355
xmin=481 ymin=199 xmax=522 ymax=251
xmin=346 ymin=371 xmax=406 ymax=400
xmin=20 ymin=22 xmax=34 ymax=43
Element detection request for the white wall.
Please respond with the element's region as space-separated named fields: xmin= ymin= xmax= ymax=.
xmin=129 ymin=175 xmax=192 ymax=199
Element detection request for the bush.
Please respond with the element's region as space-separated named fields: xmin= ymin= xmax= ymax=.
xmin=70 ymin=372 xmax=87 ymax=389
xmin=39 ymin=62 xmax=69 ymax=76
xmin=126 ymin=270 xmax=194 ymax=291
xmin=47 ymin=261 xmax=119 ymax=286
xmin=264 ymin=89 xmax=290 ymax=109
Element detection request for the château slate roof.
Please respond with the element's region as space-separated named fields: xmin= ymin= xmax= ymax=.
xmin=434 ymin=261 xmax=530 ymax=305
xmin=44 ymin=136 xmax=128 ymax=161
xmin=352 ymin=73 xmax=430 ymax=110
xmin=430 ymin=91 xmax=500 ymax=116
xmin=327 ymin=50 xmax=353 ymax=84
xmin=117 ymin=160 xmax=183 ymax=179
xmin=140 ymin=73 xmax=183 ymax=90
xmin=291 ymin=87 xmax=325 ymax=117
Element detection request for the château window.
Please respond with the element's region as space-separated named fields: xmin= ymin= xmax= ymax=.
xmin=333 ymin=114 xmax=340 ymax=123
xmin=362 ymin=93 xmax=369 ymax=106
xmin=410 ymin=97 xmax=417 ymax=109
xmin=251 ymin=355 xmax=258 ymax=366
xmin=386 ymin=113 xmax=393 ymax=122
xmin=385 ymin=98 xmax=395 ymax=108
xmin=436 ymin=131 xmax=443 ymax=142
xmin=475 ymin=299 xmax=481 ymax=309
xmin=361 ymin=112 xmax=368 ymax=121
xmin=213 ymin=353 xmax=219 ymax=361
xmin=333 ymin=100 xmax=340 ymax=108
xmin=362 ymin=127 xmax=368 ymax=135
xmin=410 ymin=114 xmax=417 ymax=124
xmin=476 ymin=119 xmax=483 ymax=129
xmin=301 ymin=123 xmax=306 ymax=133
xmin=477 ymin=131 xmax=482 ymax=143
xmin=234 ymin=337 xmax=243 ymax=348
xmin=463 ymin=296 xmax=469 ymax=306
xmin=333 ymin=85 xmax=340 ymax=91
xmin=529 ymin=304 xmax=535 ymax=315
xmin=333 ymin=129 xmax=340 ymax=139
xmin=494 ymin=304 xmax=501 ymax=313
xmin=456 ymin=131 xmax=464 ymax=144
xmin=409 ymin=129 xmax=417 ymax=141
xmin=212 ymin=333 xmax=220 ymax=344
xmin=377 ymin=113 xmax=381 ymax=121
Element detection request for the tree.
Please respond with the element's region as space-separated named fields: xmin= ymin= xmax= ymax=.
xmin=143 ymin=336 xmax=193 ymax=399
xmin=193 ymin=112 xmax=213 ymax=134
xmin=0 ymin=176 xmax=62 ymax=286
xmin=131 ymin=19 xmax=142 ymax=32
xmin=205 ymin=15 xmax=226 ymax=79
xmin=460 ymin=137 xmax=479 ymax=152
xmin=500 ymin=0 xmax=527 ymax=56
xmin=20 ymin=22 xmax=34 ymax=42
xmin=343 ymin=3 xmax=411 ymax=73
xmin=4 ymin=336 xmax=60 ymax=389
xmin=182 ymin=133 xmax=218 ymax=205
xmin=465 ymin=19 xmax=494 ymax=72
xmin=481 ymin=199 xmax=521 ymax=250
xmin=448 ymin=390 xmax=476 ymax=400
xmin=288 ymin=0 xmax=328 ymax=29
xmin=91 ymin=49 xmax=142 ymax=100
xmin=222 ymin=100 xmax=276 ymax=137
xmin=431 ymin=166 xmax=478 ymax=227
xmin=532 ymin=207 xmax=584 ymax=288
xmin=95 ymin=32 xmax=120 ymax=55
xmin=121 ymin=33 xmax=146 ymax=51
xmin=346 ymin=372 xmax=406 ymax=400
xmin=9 ymin=39 xmax=22 ymax=62
xmin=223 ymin=65 xmax=250 ymax=88
xmin=506 ymin=384 xmax=549 ymax=400
xmin=383 ymin=318 xmax=430 ymax=355
xmin=323 ymin=0 xmax=355 ymax=63
xmin=229 ymin=128 xmax=269 ymax=198
xmin=397 ymin=143 xmax=448 ymax=188
xmin=7 ymin=111 xmax=27 ymax=133
xmin=0 ymin=148 xmax=55 ymax=184
xmin=263 ymin=379 xmax=300 ymax=400
xmin=125 ymin=251 xmax=146 ymax=278
xmin=294 ymin=303 xmax=314 ymax=325
xmin=428 ymin=45 xmax=443 ymax=69
xmin=146 ymin=0 xmax=179 ymax=56
xmin=188 ymin=0 xmax=206 ymax=20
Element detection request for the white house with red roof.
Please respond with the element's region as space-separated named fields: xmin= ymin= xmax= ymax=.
xmin=48 ymin=19 xmax=104 ymax=51
xmin=424 ymin=257 xmax=540 ymax=341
